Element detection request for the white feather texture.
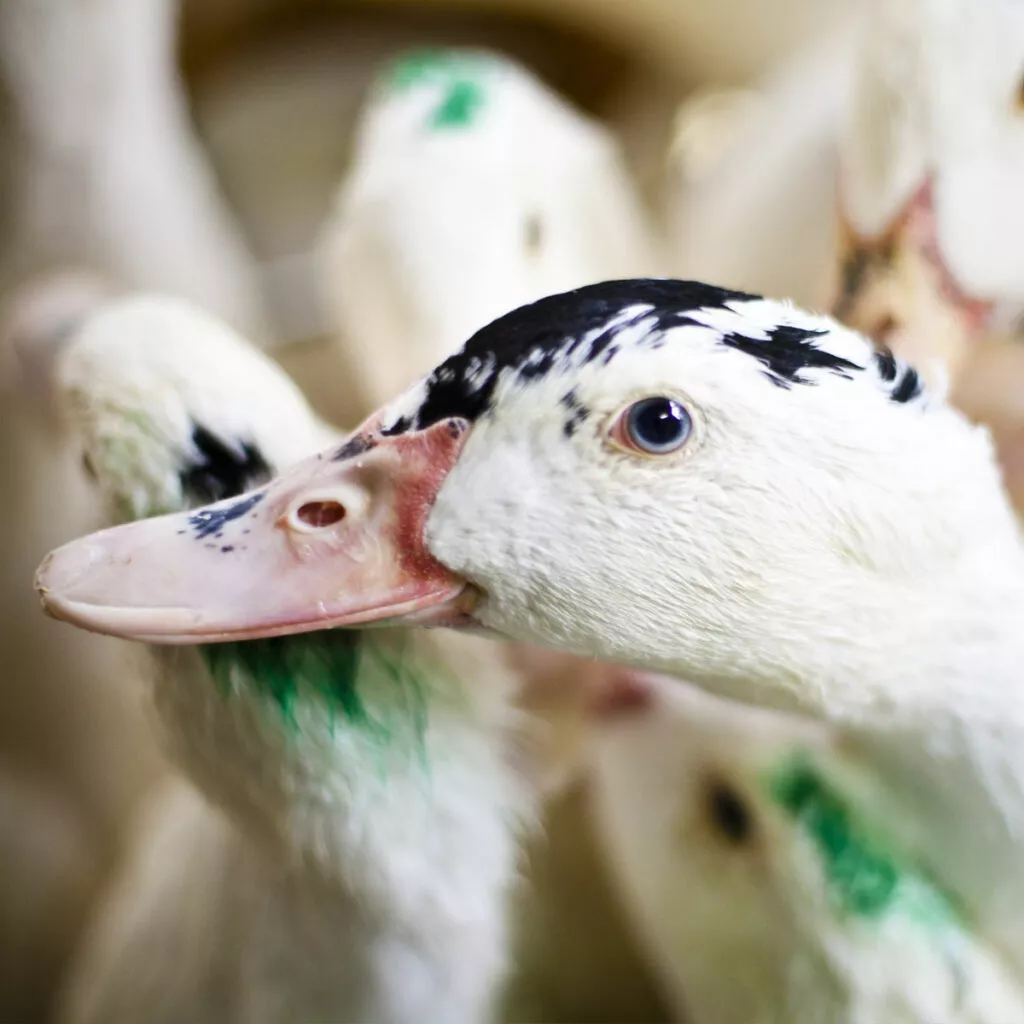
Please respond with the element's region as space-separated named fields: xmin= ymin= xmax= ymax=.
xmin=318 ymin=48 xmax=662 ymax=412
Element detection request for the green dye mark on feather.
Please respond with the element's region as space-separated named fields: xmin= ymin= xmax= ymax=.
xmin=768 ymin=754 xmax=956 ymax=927
xmin=385 ymin=48 xmax=488 ymax=130
xmin=200 ymin=629 xmax=431 ymax=759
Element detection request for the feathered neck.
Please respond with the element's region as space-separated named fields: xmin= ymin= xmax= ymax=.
xmin=149 ymin=626 xmax=524 ymax=903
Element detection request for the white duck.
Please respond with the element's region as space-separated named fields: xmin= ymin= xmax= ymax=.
xmin=835 ymin=0 xmax=1024 ymax=373
xmin=40 ymin=278 xmax=1024 ymax=977
xmin=835 ymin=0 xmax=1024 ymax=510
xmin=36 ymin=294 xmax=530 ymax=1024
xmin=0 ymin=0 xmax=265 ymax=337
xmin=587 ymin=671 xmax=1024 ymax=1023
xmin=668 ymin=18 xmax=860 ymax=311
xmin=318 ymin=47 xmax=662 ymax=413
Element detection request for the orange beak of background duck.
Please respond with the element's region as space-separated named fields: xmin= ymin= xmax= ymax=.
xmin=35 ymin=417 xmax=475 ymax=644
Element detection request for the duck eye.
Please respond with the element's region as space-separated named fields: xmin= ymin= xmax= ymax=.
xmin=614 ymin=397 xmax=692 ymax=456
xmin=706 ymin=780 xmax=753 ymax=845
xmin=80 ymin=452 xmax=98 ymax=481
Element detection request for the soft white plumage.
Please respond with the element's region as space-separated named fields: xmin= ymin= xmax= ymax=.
xmin=39 ymin=295 xmax=530 ymax=1024
xmin=588 ymin=672 xmax=1024 ymax=1023
xmin=318 ymin=48 xmax=662 ymax=412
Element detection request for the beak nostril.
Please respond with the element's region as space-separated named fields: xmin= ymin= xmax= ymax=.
xmin=296 ymin=501 xmax=346 ymax=528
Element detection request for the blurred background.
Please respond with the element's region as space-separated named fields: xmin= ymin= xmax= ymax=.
xmin=4 ymin=0 xmax=1017 ymax=1019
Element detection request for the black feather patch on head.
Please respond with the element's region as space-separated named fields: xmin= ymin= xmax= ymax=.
xmin=180 ymin=425 xmax=272 ymax=507
xmin=720 ymin=325 xmax=860 ymax=389
xmin=380 ymin=278 xmax=919 ymax=434
xmin=387 ymin=279 xmax=756 ymax=433
xmin=873 ymin=349 xmax=922 ymax=404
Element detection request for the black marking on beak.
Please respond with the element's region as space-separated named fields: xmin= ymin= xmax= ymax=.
xmin=189 ymin=491 xmax=265 ymax=539
xmin=332 ymin=434 xmax=377 ymax=461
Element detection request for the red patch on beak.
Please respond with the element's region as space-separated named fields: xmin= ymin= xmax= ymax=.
xmin=36 ymin=417 xmax=477 ymax=643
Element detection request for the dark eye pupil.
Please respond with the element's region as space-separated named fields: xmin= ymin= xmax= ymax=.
xmin=707 ymin=781 xmax=753 ymax=845
xmin=626 ymin=397 xmax=690 ymax=453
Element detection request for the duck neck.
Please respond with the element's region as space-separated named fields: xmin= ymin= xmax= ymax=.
xmin=693 ymin=535 xmax=1024 ymax=956
xmin=150 ymin=628 xmax=526 ymax=920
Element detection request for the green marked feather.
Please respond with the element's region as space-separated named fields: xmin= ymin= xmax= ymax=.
xmin=768 ymin=753 xmax=957 ymax=927
xmin=201 ymin=630 xmax=431 ymax=756
xmin=384 ymin=48 xmax=489 ymax=130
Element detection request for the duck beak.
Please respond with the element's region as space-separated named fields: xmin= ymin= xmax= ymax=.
xmin=35 ymin=417 xmax=476 ymax=643
xmin=832 ymin=178 xmax=992 ymax=375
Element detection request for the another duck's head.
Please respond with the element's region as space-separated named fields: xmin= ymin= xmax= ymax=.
xmin=41 ymin=294 xmax=331 ymax=525
xmin=35 ymin=279 xmax=1019 ymax=701
xmin=320 ymin=47 xmax=658 ymax=406
xmin=835 ymin=0 xmax=1024 ymax=371
xmin=32 ymin=291 xmax=484 ymax=872
xmin=587 ymin=673 xmax=1019 ymax=1021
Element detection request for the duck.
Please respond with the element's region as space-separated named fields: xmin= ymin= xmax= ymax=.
xmin=0 ymin=0 xmax=265 ymax=337
xmin=834 ymin=0 xmax=1024 ymax=509
xmin=587 ymin=670 xmax=1024 ymax=1023
xmin=31 ymin=291 xmax=531 ymax=1024
xmin=834 ymin=0 xmax=1024 ymax=374
xmin=317 ymin=46 xmax=662 ymax=415
xmin=39 ymin=277 xmax=1024 ymax=976
xmin=667 ymin=18 xmax=860 ymax=311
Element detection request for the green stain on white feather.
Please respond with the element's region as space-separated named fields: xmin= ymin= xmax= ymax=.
xmin=768 ymin=754 xmax=957 ymax=927
xmin=201 ymin=631 xmax=431 ymax=757
xmin=385 ymin=49 xmax=488 ymax=129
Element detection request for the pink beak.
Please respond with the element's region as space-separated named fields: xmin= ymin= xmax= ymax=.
xmin=35 ymin=418 xmax=476 ymax=643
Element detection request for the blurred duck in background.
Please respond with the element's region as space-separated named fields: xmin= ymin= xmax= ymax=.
xmin=588 ymin=673 xmax=1024 ymax=1024
xmin=834 ymin=0 xmax=1024 ymax=507
xmin=24 ymin=290 xmax=533 ymax=1024
xmin=317 ymin=47 xmax=661 ymax=414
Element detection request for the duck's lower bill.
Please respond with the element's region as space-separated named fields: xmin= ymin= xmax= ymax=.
xmin=35 ymin=417 xmax=477 ymax=643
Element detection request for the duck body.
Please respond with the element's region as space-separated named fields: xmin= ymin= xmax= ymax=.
xmin=588 ymin=673 xmax=1024 ymax=1023
xmin=0 ymin=0 xmax=265 ymax=336
xmin=46 ymin=295 xmax=528 ymax=1024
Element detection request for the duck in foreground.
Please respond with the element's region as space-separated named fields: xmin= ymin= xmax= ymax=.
xmin=588 ymin=672 xmax=1024 ymax=1023
xmin=35 ymin=292 xmax=530 ymax=1024
xmin=35 ymin=278 xmax=1024 ymax=969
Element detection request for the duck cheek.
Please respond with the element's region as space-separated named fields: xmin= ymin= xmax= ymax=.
xmin=35 ymin=418 xmax=475 ymax=643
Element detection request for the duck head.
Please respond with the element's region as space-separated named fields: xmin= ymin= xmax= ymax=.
xmin=36 ymin=278 xmax=1017 ymax=698
xmin=835 ymin=0 xmax=1024 ymax=371
xmin=319 ymin=47 xmax=659 ymax=410
xmin=586 ymin=673 xmax=1020 ymax=1022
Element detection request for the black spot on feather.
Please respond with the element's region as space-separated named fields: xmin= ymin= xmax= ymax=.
xmin=873 ymin=348 xmax=923 ymax=404
xmin=720 ymin=324 xmax=860 ymax=388
xmin=874 ymin=348 xmax=898 ymax=382
xmin=560 ymin=389 xmax=590 ymax=438
xmin=180 ymin=425 xmax=271 ymax=507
